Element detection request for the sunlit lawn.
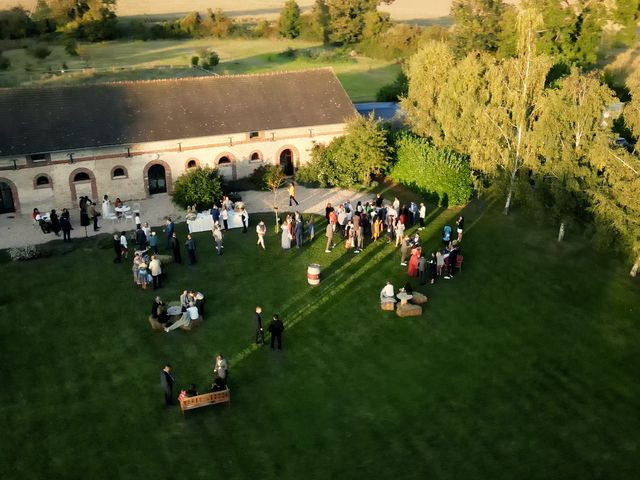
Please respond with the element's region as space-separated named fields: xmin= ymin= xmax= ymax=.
xmin=1 ymin=195 xmax=639 ymax=479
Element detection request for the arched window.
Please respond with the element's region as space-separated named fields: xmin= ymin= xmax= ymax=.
xmin=113 ymin=168 xmax=125 ymax=178
xmin=35 ymin=175 xmax=50 ymax=186
xmin=74 ymin=172 xmax=90 ymax=182
xmin=218 ymin=156 xmax=231 ymax=165
xmin=250 ymin=152 xmax=262 ymax=162
xmin=186 ymin=159 xmax=198 ymax=169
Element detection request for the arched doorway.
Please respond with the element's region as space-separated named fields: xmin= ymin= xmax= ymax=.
xmin=280 ymin=149 xmax=294 ymax=176
xmin=0 ymin=181 xmax=15 ymax=214
xmin=148 ymin=164 xmax=167 ymax=194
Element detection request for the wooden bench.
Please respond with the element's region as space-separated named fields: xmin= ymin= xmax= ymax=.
xmin=179 ymin=388 xmax=231 ymax=414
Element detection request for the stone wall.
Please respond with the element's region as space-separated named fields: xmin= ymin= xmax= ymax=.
xmin=0 ymin=123 xmax=346 ymax=214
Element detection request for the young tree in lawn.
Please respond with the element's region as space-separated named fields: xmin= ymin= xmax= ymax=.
xmin=263 ymin=164 xmax=287 ymax=232
xmin=450 ymin=0 xmax=505 ymax=56
xmin=532 ymin=69 xmax=616 ymax=241
xmin=278 ymin=0 xmax=301 ymax=39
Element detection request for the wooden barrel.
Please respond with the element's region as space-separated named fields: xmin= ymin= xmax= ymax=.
xmin=307 ymin=263 xmax=321 ymax=286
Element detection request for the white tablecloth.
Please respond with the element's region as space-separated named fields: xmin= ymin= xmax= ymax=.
xmin=187 ymin=210 xmax=248 ymax=233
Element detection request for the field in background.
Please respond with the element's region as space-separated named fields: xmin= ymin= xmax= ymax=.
xmin=0 ymin=0 xmax=452 ymax=22
xmin=0 ymin=38 xmax=400 ymax=101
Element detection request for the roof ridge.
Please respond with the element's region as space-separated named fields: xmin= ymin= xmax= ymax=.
xmin=0 ymin=67 xmax=337 ymax=92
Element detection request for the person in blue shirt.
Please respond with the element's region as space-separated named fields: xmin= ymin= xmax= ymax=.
xmin=442 ymin=225 xmax=452 ymax=246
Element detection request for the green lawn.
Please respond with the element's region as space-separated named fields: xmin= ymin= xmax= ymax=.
xmin=1 ymin=197 xmax=639 ymax=479
xmin=0 ymin=38 xmax=399 ymax=101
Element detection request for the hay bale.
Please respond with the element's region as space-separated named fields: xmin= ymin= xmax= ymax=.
xmin=380 ymin=302 xmax=395 ymax=311
xmin=411 ymin=292 xmax=428 ymax=305
xmin=396 ymin=303 xmax=422 ymax=317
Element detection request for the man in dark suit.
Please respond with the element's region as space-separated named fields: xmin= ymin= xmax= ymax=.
xmin=164 ymin=217 xmax=175 ymax=250
xmin=160 ymin=364 xmax=174 ymax=406
xmin=171 ymin=233 xmax=181 ymax=264
xmin=254 ymin=306 xmax=265 ymax=345
xmin=268 ymin=314 xmax=285 ymax=350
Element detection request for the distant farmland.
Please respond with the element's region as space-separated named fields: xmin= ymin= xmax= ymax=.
xmin=0 ymin=0 xmax=452 ymax=22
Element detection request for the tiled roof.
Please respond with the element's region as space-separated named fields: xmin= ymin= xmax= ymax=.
xmin=0 ymin=68 xmax=356 ymax=156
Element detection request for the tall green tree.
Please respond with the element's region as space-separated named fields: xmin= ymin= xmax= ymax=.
xmin=532 ymin=69 xmax=616 ymax=240
xmin=589 ymin=148 xmax=640 ymax=276
xmin=450 ymin=0 xmax=504 ymax=56
xmin=325 ymin=0 xmax=393 ymax=44
xmin=278 ymin=0 xmax=301 ymax=39
xmin=310 ymin=0 xmax=330 ymax=43
xmin=624 ymin=71 xmax=640 ymax=143
xmin=31 ymin=0 xmax=56 ymax=34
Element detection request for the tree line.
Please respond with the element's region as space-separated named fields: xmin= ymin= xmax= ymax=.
xmin=403 ymin=3 xmax=640 ymax=275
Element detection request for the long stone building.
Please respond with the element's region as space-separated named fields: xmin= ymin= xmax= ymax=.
xmin=0 ymin=68 xmax=356 ymax=214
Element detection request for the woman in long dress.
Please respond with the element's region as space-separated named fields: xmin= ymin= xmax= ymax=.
xmin=407 ymin=247 xmax=421 ymax=277
xmin=281 ymin=220 xmax=291 ymax=250
xmin=102 ymin=194 xmax=112 ymax=218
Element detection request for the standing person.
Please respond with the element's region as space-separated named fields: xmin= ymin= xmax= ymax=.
xmin=160 ymin=365 xmax=174 ymax=406
xmin=408 ymin=247 xmax=421 ymax=277
xmin=268 ymin=314 xmax=285 ymax=350
xmin=254 ymin=306 xmax=265 ymax=345
xmin=49 ymin=209 xmax=61 ymax=237
xmin=240 ymin=207 xmax=248 ymax=233
xmin=372 ymin=216 xmax=382 ymax=241
xmin=149 ymin=231 xmax=158 ymax=254
xmin=355 ymin=223 xmax=364 ymax=253
xmin=307 ymin=215 xmax=315 ymax=240
xmin=149 ymin=255 xmax=162 ymax=289
xmin=171 ymin=232 xmax=181 ymax=264
xmin=456 ymin=215 xmax=465 ymax=242
xmin=295 ymin=218 xmax=304 ymax=248
xmin=135 ymin=226 xmax=147 ymax=251
xmin=220 ymin=208 xmax=229 ymax=231
xmin=281 ymin=219 xmax=292 ymax=250
xmin=185 ymin=234 xmax=196 ymax=265
xmin=442 ymin=225 xmax=452 ymax=246
xmin=210 ymin=204 xmax=220 ymax=226
xmin=212 ymin=224 xmax=223 ymax=255
xmin=102 ymin=194 xmax=112 ymax=219
xmin=213 ymin=354 xmax=229 ymax=386
xmin=113 ymin=233 xmax=122 ymax=263
xmin=418 ymin=254 xmax=427 ymax=285
xmin=134 ymin=212 xmax=141 ymax=230
xmin=119 ymin=231 xmax=128 ymax=259
xmin=142 ymin=222 xmax=152 ymax=241
xmin=89 ymin=200 xmax=100 ymax=231
xmin=418 ymin=202 xmax=426 ymax=230
xmin=375 ymin=193 xmax=384 ymax=208
xmin=400 ymin=237 xmax=411 ymax=266
xmin=288 ymin=182 xmax=299 ymax=206
xmin=325 ymin=222 xmax=334 ymax=253
xmin=436 ymin=249 xmax=445 ymax=277
xmin=60 ymin=209 xmax=72 ymax=242
xmin=393 ymin=196 xmax=400 ymax=212
xmin=164 ymin=218 xmax=175 ymax=250
xmin=428 ymin=252 xmax=438 ymax=284
xmin=325 ymin=202 xmax=334 ymax=222
xmin=409 ymin=201 xmax=418 ymax=226
xmin=256 ymin=220 xmax=266 ymax=249
xmin=395 ymin=221 xmax=406 ymax=247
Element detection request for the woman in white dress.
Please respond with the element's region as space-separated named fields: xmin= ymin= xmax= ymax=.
xmin=102 ymin=194 xmax=112 ymax=218
xmin=281 ymin=220 xmax=291 ymax=250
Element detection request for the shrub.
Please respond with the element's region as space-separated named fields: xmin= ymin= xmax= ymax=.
xmin=279 ymin=47 xmax=297 ymax=59
xmin=190 ymin=55 xmax=199 ymax=66
xmin=376 ymin=71 xmax=408 ymax=102
xmin=389 ymin=133 xmax=473 ymax=206
xmin=0 ymin=54 xmax=10 ymax=70
xmin=208 ymin=51 xmax=219 ymax=67
xmin=296 ymin=115 xmax=391 ymax=188
xmin=29 ymin=45 xmax=51 ymax=59
xmin=8 ymin=245 xmax=40 ymax=261
xmin=172 ymin=166 xmax=223 ymax=210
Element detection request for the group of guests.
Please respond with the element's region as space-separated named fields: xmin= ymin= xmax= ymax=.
xmin=209 ymin=196 xmax=250 ymax=233
xmin=280 ymin=212 xmax=314 ymax=250
xmin=151 ymin=290 xmax=205 ymax=333
xmin=161 ymin=354 xmax=228 ymax=406
xmin=32 ymin=207 xmax=73 ymax=242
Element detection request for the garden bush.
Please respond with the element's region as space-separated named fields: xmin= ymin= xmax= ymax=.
xmin=389 ymin=133 xmax=473 ymax=206
xmin=172 ymin=166 xmax=223 ymax=210
xmin=29 ymin=45 xmax=51 ymax=59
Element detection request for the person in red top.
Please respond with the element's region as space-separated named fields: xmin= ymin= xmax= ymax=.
xmin=407 ymin=246 xmax=421 ymax=277
xmin=329 ymin=209 xmax=338 ymax=231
